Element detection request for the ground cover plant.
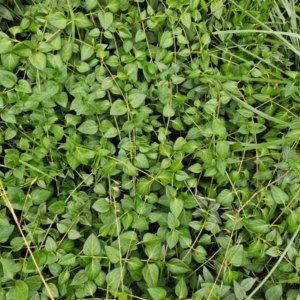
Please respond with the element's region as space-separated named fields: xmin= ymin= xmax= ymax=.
xmin=1 ymin=0 xmax=300 ymax=299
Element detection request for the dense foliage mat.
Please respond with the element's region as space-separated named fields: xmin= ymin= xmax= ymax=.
xmin=1 ymin=0 xmax=300 ymax=299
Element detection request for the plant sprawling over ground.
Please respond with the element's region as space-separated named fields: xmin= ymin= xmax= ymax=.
xmin=1 ymin=0 xmax=300 ymax=299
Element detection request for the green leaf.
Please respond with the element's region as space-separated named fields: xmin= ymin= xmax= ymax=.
xmin=58 ymin=269 xmax=70 ymax=285
xmin=70 ymin=269 xmax=88 ymax=286
xmin=216 ymin=189 xmax=234 ymax=207
xmin=58 ymin=253 xmax=76 ymax=266
xmin=48 ymin=12 xmax=68 ymax=29
xmin=106 ymin=267 xmax=123 ymax=290
xmin=0 ymin=70 xmax=17 ymax=88
xmin=98 ymin=11 xmax=114 ymax=30
xmin=29 ymin=52 xmax=46 ymax=70
xmin=163 ymin=103 xmax=175 ymax=118
xmin=83 ymin=234 xmax=101 ymax=256
xmin=270 ymin=185 xmax=289 ymax=204
xmin=105 ymin=245 xmax=120 ymax=263
xmin=110 ymin=99 xmax=127 ymax=116
xmin=160 ymin=31 xmax=173 ymax=48
xmin=180 ymin=12 xmax=192 ymax=28
xmin=175 ymin=277 xmax=188 ymax=299
xmin=134 ymin=153 xmax=149 ymax=169
xmin=16 ymin=79 xmax=32 ymax=93
xmin=1 ymin=53 xmax=19 ymax=70
xmin=142 ymin=264 xmax=159 ymax=287
xmin=106 ymin=0 xmax=120 ymax=12
xmin=212 ymin=118 xmax=227 ymax=136
xmin=225 ymin=245 xmax=244 ymax=267
xmin=85 ymin=259 xmax=101 ymax=280
xmin=265 ymin=284 xmax=282 ymax=300
xmin=74 ymin=12 xmax=92 ymax=28
xmin=233 ymin=281 xmax=246 ymax=299
xmin=1 ymin=111 xmax=16 ymax=123
xmin=9 ymin=280 xmax=29 ymax=300
xmin=123 ymin=161 xmax=138 ymax=176
xmin=243 ymin=219 xmax=269 ymax=234
xmin=128 ymin=90 xmax=146 ymax=108
xmin=167 ymin=258 xmax=191 ymax=274
xmin=170 ymin=198 xmax=183 ymax=218
xmin=135 ymin=29 xmax=146 ymax=42
xmin=148 ymin=287 xmax=167 ymax=300
xmin=48 ymin=201 xmax=65 ymax=214
xmin=192 ymin=245 xmax=207 ymax=263
xmin=78 ymin=120 xmax=98 ymax=134
xmin=210 ymin=0 xmax=224 ymax=19
xmin=0 ymin=5 xmax=13 ymax=20
xmin=81 ymin=43 xmax=94 ymax=60
xmin=92 ymin=198 xmax=110 ymax=213
xmin=216 ymin=141 xmax=230 ymax=158
xmin=86 ymin=0 xmax=98 ymax=11
xmin=31 ymin=189 xmax=52 ymax=205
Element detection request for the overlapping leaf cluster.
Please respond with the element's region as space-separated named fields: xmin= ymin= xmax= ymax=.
xmin=1 ymin=0 xmax=300 ymax=299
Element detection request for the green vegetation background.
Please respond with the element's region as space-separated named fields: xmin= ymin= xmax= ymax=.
xmin=0 ymin=0 xmax=300 ymax=299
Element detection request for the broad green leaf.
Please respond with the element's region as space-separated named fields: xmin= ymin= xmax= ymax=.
xmin=163 ymin=103 xmax=175 ymax=118
xmin=83 ymin=234 xmax=101 ymax=256
xmin=212 ymin=118 xmax=227 ymax=136
xmin=29 ymin=52 xmax=46 ymax=70
xmin=225 ymin=245 xmax=244 ymax=266
xmin=270 ymin=185 xmax=289 ymax=204
xmin=16 ymin=79 xmax=32 ymax=93
xmin=216 ymin=189 xmax=234 ymax=206
xmin=105 ymin=245 xmax=120 ymax=263
xmin=180 ymin=12 xmax=191 ymax=28
xmin=110 ymin=99 xmax=127 ymax=115
xmin=106 ymin=267 xmax=123 ymax=290
xmin=134 ymin=153 xmax=149 ymax=168
xmin=160 ymin=31 xmax=173 ymax=48
xmin=81 ymin=43 xmax=94 ymax=60
xmin=192 ymin=245 xmax=207 ymax=263
xmin=78 ymin=120 xmax=98 ymax=134
xmin=216 ymin=141 xmax=229 ymax=158
xmin=58 ymin=254 xmax=76 ymax=266
xmin=210 ymin=0 xmax=224 ymax=19
xmin=85 ymin=259 xmax=101 ymax=280
xmin=1 ymin=111 xmax=16 ymax=123
xmin=243 ymin=219 xmax=269 ymax=234
xmin=70 ymin=269 xmax=88 ymax=286
xmin=0 ymin=5 xmax=13 ymax=20
xmin=86 ymin=0 xmax=98 ymax=11
xmin=1 ymin=53 xmax=19 ymax=70
xmin=233 ymin=281 xmax=246 ymax=299
xmin=9 ymin=280 xmax=29 ymax=300
xmin=48 ymin=201 xmax=65 ymax=214
xmin=170 ymin=198 xmax=183 ymax=218
xmin=58 ymin=269 xmax=70 ymax=285
xmin=74 ymin=12 xmax=92 ymax=28
xmin=145 ymin=243 xmax=161 ymax=260
xmin=31 ymin=189 xmax=52 ymax=205
xmin=135 ymin=29 xmax=146 ymax=42
xmin=142 ymin=263 xmax=159 ymax=287
xmin=167 ymin=258 xmax=191 ymax=274
xmin=175 ymin=277 xmax=188 ymax=299
xmin=265 ymin=284 xmax=282 ymax=300
xmin=123 ymin=160 xmax=138 ymax=176
xmin=48 ymin=12 xmax=68 ymax=29
xmin=128 ymin=90 xmax=146 ymax=108
xmin=98 ymin=11 xmax=114 ymax=30
xmin=0 ymin=70 xmax=17 ymax=88
xmin=106 ymin=0 xmax=120 ymax=12
xmin=92 ymin=198 xmax=110 ymax=213
xmin=148 ymin=287 xmax=167 ymax=300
